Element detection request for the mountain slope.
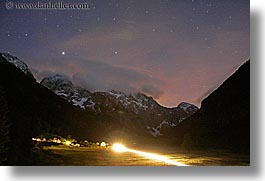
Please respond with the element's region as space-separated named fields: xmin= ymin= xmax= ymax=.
xmin=0 ymin=53 xmax=35 ymax=79
xmin=0 ymin=53 xmax=199 ymax=153
xmin=169 ymin=60 xmax=250 ymax=153
xmin=40 ymin=74 xmax=198 ymax=137
xmin=0 ymin=53 xmax=84 ymax=165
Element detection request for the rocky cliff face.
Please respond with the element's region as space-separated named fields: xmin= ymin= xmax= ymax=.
xmin=40 ymin=74 xmax=198 ymax=137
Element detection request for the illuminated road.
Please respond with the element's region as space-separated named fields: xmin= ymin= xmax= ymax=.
xmin=34 ymin=145 xmax=250 ymax=166
xmin=112 ymin=143 xmax=188 ymax=166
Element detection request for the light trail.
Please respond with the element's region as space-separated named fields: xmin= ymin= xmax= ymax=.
xmin=112 ymin=143 xmax=188 ymax=166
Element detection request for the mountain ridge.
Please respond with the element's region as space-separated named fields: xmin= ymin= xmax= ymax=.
xmin=167 ymin=60 xmax=250 ymax=153
xmin=0 ymin=53 xmax=198 ymax=140
xmin=40 ymin=73 xmax=199 ymax=136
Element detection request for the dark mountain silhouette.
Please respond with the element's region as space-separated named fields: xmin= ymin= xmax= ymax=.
xmin=0 ymin=51 xmax=250 ymax=165
xmin=0 ymin=54 xmax=83 ymax=165
xmin=40 ymin=74 xmax=198 ymax=137
xmin=168 ymin=60 xmax=250 ymax=153
xmin=0 ymin=53 xmax=198 ymax=164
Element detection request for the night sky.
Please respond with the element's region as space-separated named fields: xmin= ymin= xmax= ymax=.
xmin=0 ymin=0 xmax=249 ymax=107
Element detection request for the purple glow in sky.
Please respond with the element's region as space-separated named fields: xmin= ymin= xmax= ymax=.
xmin=0 ymin=0 xmax=249 ymax=107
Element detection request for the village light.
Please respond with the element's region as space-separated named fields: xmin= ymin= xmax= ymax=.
xmin=100 ymin=142 xmax=107 ymax=147
xmin=65 ymin=141 xmax=71 ymax=146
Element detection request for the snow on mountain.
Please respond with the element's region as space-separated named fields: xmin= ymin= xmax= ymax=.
xmin=106 ymin=90 xmax=158 ymax=113
xmin=146 ymin=120 xmax=177 ymax=137
xmin=146 ymin=103 xmax=198 ymax=137
xmin=40 ymin=74 xmax=73 ymax=91
xmin=178 ymin=102 xmax=198 ymax=114
xmin=0 ymin=53 xmax=34 ymax=79
xmin=0 ymin=52 xmax=198 ymax=137
xmin=40 ymin=74 xmax=161 ymax=113
xmin=41 ymin=74 xmax=95 ymax=110
xmin=146 ymin=126 xmax=162 ymax=137
xmin=40 ymin=74 xmax=199 ymax=137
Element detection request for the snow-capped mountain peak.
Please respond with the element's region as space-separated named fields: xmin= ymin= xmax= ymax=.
xmin=178 ymin=102 xmax=198 ymax=114
xmin=40 ymin=74 xmax=73 ymax=91
xmin=40 ymin=74 xmax=95 ymax=109
xmin=40 ymin=74 xmax=199 ymax=137
xmin=0 ymin=53 xmax=34 ymax=79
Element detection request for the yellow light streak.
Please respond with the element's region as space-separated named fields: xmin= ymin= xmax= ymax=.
xmin=112 ymin=143 xmax=188 ymax=166
xmin=112 ymin=143 xmax=127 ymax=152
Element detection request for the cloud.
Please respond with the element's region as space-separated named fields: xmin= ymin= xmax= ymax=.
xmin=31 ymin=69 xmax=55 ymax=82
xmin=70 ymin=59 xmax=164 ymax=96
xmin=140 ymin=85 xmax=164 ymax=99
xmin=31 ymin=57 xmax=164 ymax=98
xmin=24 ymin=17 xmax=248 ymax=107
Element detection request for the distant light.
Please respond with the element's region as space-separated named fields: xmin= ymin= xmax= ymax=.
xmin=57 ymin=139 xmax=62 ymax=144
xmin=65 ymin=141 xmax=71 ymax=146
xmin=114 ymin=51 xmax=118 ymax=55
xmin=61 ymin=51 xmax=65 ymax=55
xmin=100 ymin=142 xmax=107 ymax=147
xmin=112 ymin=143 xmax=127 ymax=153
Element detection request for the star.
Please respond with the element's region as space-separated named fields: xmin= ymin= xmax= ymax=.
xmin=145 ymin=10 xmax=149 ymax=14
xmin=61 ymin=51 xmax=66 ymax=55
xmin=114 ymin=51 xmax=118 ymax=55
xmin=152 ymin=28 xmax=156 ymax=32
xmin=25 ymin=33 xmax=28 ymax=36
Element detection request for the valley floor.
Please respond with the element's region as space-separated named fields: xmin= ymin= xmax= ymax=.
xmin=32 ymin=145 xmax=250 ymax=166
